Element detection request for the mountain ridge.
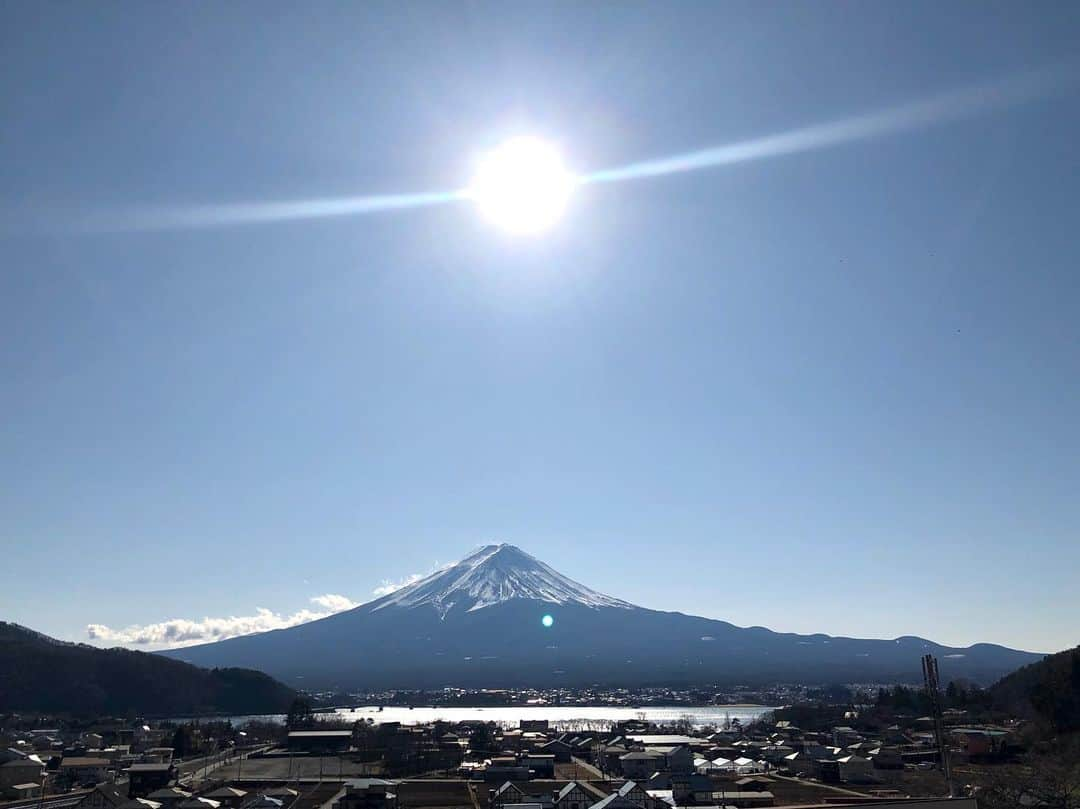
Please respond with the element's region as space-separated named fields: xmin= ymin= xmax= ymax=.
xmin=159 ymin=544 xmax=1043 ymax=688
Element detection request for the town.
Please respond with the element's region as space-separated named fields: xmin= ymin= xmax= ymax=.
xmin=1 ymin=677 xmax=1052 ymax=809
xmin=300 ymin=684 xmax=806 ymax=710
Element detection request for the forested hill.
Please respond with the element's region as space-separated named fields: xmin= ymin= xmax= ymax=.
xmin=991 ymin=645 xmax=1080 ymax=734
xmin=0 ymin=622 xmax=296 ymax=716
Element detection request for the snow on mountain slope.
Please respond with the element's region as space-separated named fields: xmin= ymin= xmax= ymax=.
xmin=370 ymin=543 xmax=634 ymax=617
xmin=158 ymin=544 xmax=1044 ymax=687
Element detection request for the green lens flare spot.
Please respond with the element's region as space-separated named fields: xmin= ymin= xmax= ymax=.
xmin=541 ymin=614 xmax=554 ymax=628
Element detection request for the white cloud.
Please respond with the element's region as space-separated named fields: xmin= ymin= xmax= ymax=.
xmin=371 ymin=560 xmax=453 ymax=597
xmin=309 ymin=593 xmax=360 ymax=612
xmin=86 ymin=593 xmax=360 ymax=650
xmin=373 ymin=573 xmax=426 ymax=597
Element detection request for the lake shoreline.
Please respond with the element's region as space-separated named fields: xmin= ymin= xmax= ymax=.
xmin=172 ymin=704 xmax=776 ymax=727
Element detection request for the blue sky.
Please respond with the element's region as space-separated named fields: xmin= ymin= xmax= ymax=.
xmin=2 ymin=1 xmax=1078 ymax=656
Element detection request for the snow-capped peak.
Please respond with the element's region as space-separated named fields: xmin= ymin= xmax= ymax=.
xmin=370 ymin=543 xmax=633 ymax=618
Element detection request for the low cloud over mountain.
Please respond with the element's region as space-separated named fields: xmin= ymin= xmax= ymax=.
xmin=87 ymin=593 xmax=359 ymax=649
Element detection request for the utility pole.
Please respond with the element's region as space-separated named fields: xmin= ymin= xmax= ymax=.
xmin=237 ymin=732 xmax=247 ymax=783
xmin=36 ymin=764 xmax=47 ymax=809
xmin=921 ymin=654 xmax=955 ymax=797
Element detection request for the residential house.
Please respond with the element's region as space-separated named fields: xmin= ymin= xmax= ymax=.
xmin=241 ymin=798 xmax=283 ymax=809
xmin=950 ymin=728 xmax=1009 ymax=758
xmin=600 ymin=746 xmax=628 ymax=775
xmin=7 ymin=782 xmax=42 ymax=799
xmin=780 ymin=753 xmax=813 ymax=777
xmin=612 ymin=781 xmax=649 ymax=809
xmin=32 ymin=735 xmax=60 ymax=752
xmin=798 ymin=744 xmax=834 ymax=761
xmin=588 ymin=794 xmax=639 ymax=809
xmin=835 ymin=755 xmax=875 ymax=784
xmin=501 ymin=731 xmax=524 ymax=752
xmin=261 ymin=788 xmax=298 ymax=808
xmin=553 ymin=781 xmax=591 ymax=809
xmin=521 ymin=733 xmax=548 ymax=752
xmin=146 ymin=787 xmax=192 ymax=809
xmin=706 ymin=757 xmax=735 ymax=773
xmin=734 ymin=777 xmax=773 ymax=793
xmin=75 ymin=783 xmax=128 ymax=809
xmin=623 ymin=737 xmax=696 ymax=747
xmin=1 ymin=756 xmax=45 ymax=797
xmin=202 ymin=788 xmax=247 ymax=809
xmin=619 ymin=752 xmax=663 ymax=781
xmin=490 ymin=781 xmax=560 ymax=809
xmin=832 ymin=727 xmax=861 ymax=748
xmin=570 ymin=738 xmax=596 ymax=758
xmin=327 ymin=780 xmax=397 ymax=809
xmin=287 ymin=731 xmax=352 ymax=754
xmin=708 ymin=792 xmax=774 ymax=808
xmin=759 ymin=746 xmax=793 ymax=766
xmin=539 ymin=740 xmax=572 ymax=764
xmin=118 ymin=799 xmax=163 ymax=809
xmin=670 ymin=774 xmax=714 ymax=805
xmin=133 ymin=727 xmax=169 ymax=753
xmin=866 ymin=747 xmax=903 ymax=770
xmin=126 ymin=763 xmax=176 ymax=798
xmin=178 ymin=797 xmax=221 ymax=809
xmin=708 ymin=732 xmax=738 ymax=745
xmin=484 ymin=758 xmax=530 ymax=783
xmin=522 ymin=755 xmax=555 ymax=778
xmin=60 ymin=757 xmax=110 ymax=787
xmin=490 ymin=782 xmax=528 ymax=809
xmin=645 ymin=747 xmax=693 ymax=775
xmin=732 ymin=757 xmax=764 ymax=774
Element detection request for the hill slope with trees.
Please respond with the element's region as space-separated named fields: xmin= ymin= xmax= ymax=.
xmin=0 ymin=622 xmax=296 ymax=716
xmin=990 ymin=644 xmax=1080 ymax=735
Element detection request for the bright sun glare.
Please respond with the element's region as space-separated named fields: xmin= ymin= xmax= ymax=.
xmin=468 ymin=137 xmax=577 ymax=234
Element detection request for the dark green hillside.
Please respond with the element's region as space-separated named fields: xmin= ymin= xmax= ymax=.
xmin=0 ymin=622 xmax=295 ymax=716
xmin=990 ymin=645 xmax=1080 ymax=734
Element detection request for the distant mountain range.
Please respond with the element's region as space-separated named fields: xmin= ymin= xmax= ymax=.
xmin=160 ymin=544 xmax=1043 ymax=689
xmin=0 ymin=621 xmax=295 ymax=716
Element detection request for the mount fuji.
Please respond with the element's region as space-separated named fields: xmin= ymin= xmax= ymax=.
xmin=370 ymin=544 xmax=633 ymax=616
xmin=160 ymin=544 xmax=1041 ymax=688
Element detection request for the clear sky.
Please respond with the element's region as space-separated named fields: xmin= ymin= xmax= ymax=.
xmin=2 ymin=1 xmax=1079 ymax=656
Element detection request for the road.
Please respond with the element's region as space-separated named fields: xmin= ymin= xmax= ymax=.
xmin=2 ymin=750 xmax=261 ymax=809
xmin=568 ymin=757 xmax=605 ymax=780
xmin=766 ymin=772 xmax=872 ymax=798
xmin=1 ymin=793 xmax=86 ymax=809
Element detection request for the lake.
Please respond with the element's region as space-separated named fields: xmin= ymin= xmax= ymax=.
xmin=211 ymin=704 xmax=774 ymax=729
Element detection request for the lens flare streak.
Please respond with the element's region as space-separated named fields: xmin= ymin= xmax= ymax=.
xmin=83 ymin=189 xmax=467 ymax=233
xmin=62 ymin=66 xmax=1075 ymax=234
xmin=584 ymin=67 xmax=1073 ymax=185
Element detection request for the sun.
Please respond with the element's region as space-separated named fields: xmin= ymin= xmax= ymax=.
xmin=468 ymin=137 xmax=577 ymax=234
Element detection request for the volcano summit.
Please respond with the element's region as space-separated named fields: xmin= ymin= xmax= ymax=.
xmin=160 ymin=544 xmax=1040 ymax=688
